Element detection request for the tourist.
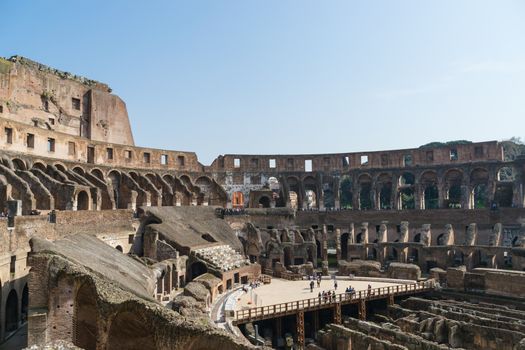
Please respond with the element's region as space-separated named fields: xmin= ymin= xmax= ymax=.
xmin=332 ymin=290 xmax=336 ymax=302
xmin=334 ymin=280 xmax=338 ymax=290
xmin=310 ymin=280 xmax=314 ymax=292
xmin=367 ymin=284 xmax=372 ymax=296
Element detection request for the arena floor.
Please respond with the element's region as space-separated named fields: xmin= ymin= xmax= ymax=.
xmin=235 ymin=277 xmax=413 ymax=310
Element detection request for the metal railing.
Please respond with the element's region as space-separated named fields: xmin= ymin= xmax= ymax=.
xmin=234 ymin=280 xmax=435 ymax=324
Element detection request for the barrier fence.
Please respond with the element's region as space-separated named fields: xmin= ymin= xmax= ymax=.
xmin=234 ymin=280 xmax=435 ymax=324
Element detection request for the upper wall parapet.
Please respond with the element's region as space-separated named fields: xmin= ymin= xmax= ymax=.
xmin=0 ymin=55 xmax=135 ymax=146
xmin=207 ymin=141 xmax=504 ymax=173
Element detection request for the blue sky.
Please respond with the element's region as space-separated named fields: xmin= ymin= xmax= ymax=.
xmin=2 ymin=1 xmax=525 ymax=164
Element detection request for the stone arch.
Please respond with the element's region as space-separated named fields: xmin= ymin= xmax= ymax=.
xmin=31 ymin=161 xmax=47 ymax=172
xmin=445 ymin=169 xmax=463 ymax=208
xmin=76 ymin=190 xmax=90 ymax=210
xmin=421 ymin=171 xmax=438 ymax=209
xmin=258 ymin=195 xmax=271 ymax=208
xmin=358 ymin=173 xmax=373 ymax=210
xmin=115 ymin=245 xmax=123 ymax=252
xmin=106 ymin=311 xmax=155 ymax=350
xmin=188 ymin=261 xmax=207 ymax=281
xmin=339 ymin=175 xmax=353 ymax=209
xmin=54 ymin=163 xmax=67 ymax=173
xmin=72 ymin=166 xmax=85 ymax=176
xmin=5 ymin=289 xmax=18 ymax=333
xmin=90 ymin=168 xmax=105 ymax=181
xmin=303 ymin=176 xmax=318 ymax=209
xmin=73 ymin=282 xmax=98 ymax=350
xmin=11 ymin=158 xmax=27 ymax=171
xmin=107 ymin=170 xmax=122 ymax=208
xmin=398 ymin=172 xmax=415 ymax=209
xmin=378 ymin=173 xmax=393 ymax=210
xmin=497 ymin=166 xmax=516 ymax=182
xmin=470 ymin=168 xmax=489 ymax=209
xmin=287 ymin=176 xmax=301 ymax=209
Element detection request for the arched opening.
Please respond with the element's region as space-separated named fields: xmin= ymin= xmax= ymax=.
xmin=359 ymin=184 xmax=372 ymax=210
xmin=498 ymin=166 xmax=516 ymax=182
xmin=369 ymin=248 xmax=378 ymax=260
xmin=445 ymin=169 xmax=463 ymax=208
xmin=512 ymin=236 xmax=520 ymax=247
xmin=21 ymin=284 xmax=28 ymax=323
xmin=201 ymin=234 xmax=217 ymax=243
xmin=258 ymin=196 xmax=271 ymax=208
xmin=473 ymin=184 xmax=487 ymax=209
xmin=231 ymin=191 xmax=244 ymax=208
xmin=437 ymin=233 xmax=446 ymax=246
xmin=340 ymin=233 xmax=349 ymax=260
xmin=399 ymin=172 xmax=415 ymax=186
xmin=424 ymin=185 xmax=439 ymax=209
xmin=55 ymin=163 xmax=67 ymax=173
xmin=73 ymin=283 xmax=98 ymax=350
xmin=115 ymin=245 xmax=123 ymax=252
xmin=323 ymin=188 xmax=335 ymax=209
xmin=379 ymin=183 xmax=392 ymax=210
xmin=356 ymin=233 xmax=363 ymax=244
xmin=494 ymin=183 xmax=513 ymax=208
xmin=108 ymin=171 xmax=121 ymax=208
xmin=73 ymin=167 xmax=85 ymax=176
xmin=390 ymin=248 xmax=398 ymax=261
xmin=189 ymin=261 xmax=207 ymax=281
xmin=107 ymin=312 xmax=155 ymax=350
xmin=288 ymin=191 xmax=298 ymax=209
xmin=306 ymin=247 xmax=315 ymax=264
xmin=284 ymin=247 xmax=293 ymax=267
xmin=12 ymin=158 xmax=27 ymax=171
xmin=305 ymin=190 xmax=317 ymax=209
xmin=91 ymin=169 xmax=104 ymax=181
xmin=447 ymin=185 xmax=462 ymax=208
xmin=5 ymin=289 xmax=18 ymax=333
xmin=339 ymin=176 xmax=353 ymax=209
xmin=76 ymin=191 xmax=89 ymax=210
xmin=413 ymin=233 xmax=421 ymax=243
xmin=400 ymin=188 xmax=415 ymax=209
xmin=32 ymin=162 xmax=47 ymax=172
xmin=409 ymin=248 xmax=419 ymax=263
xmin=470 ymin=168 xmax=489 ymax=209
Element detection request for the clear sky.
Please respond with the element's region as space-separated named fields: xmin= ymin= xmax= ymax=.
xmin=2 ymin=1 xmax=525 ymax=164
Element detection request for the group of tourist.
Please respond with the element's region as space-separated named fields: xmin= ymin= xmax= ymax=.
xmin=318 ymin=290 xmax=337 ymax=303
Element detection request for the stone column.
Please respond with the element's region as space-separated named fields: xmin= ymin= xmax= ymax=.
xmin=335 ymin=229 xmax=341 ymax=261
xmin=296 ymin=311 xmax=305 ymax=348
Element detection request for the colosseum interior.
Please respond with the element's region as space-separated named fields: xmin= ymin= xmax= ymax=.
xmin=0 ymin=56 xmax=524 ymax=350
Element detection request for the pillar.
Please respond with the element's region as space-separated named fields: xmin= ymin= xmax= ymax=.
xmin=358 ymin=299 xmax=366 ymax=320
xmin=274 ymin=317 xmax=282 ymax=340
xmin=333 ymin=303 xmax=342 ymax=324
xmin=296 ymin=311 xmax=305 ymax=349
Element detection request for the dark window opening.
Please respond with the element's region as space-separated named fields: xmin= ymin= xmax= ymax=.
xmin=251 ymin=158 xmax=259 ymax=168
xmin=426 ymin=151 xmax=434 ymax=162
xmin=48 ymin=118 xmax=55 ymax=125
xmin=124 ymin=150 xmax=132 ymax=160
xmin=72 ymin=97 xmax=81 ymax=110
xmin=10 ymin=255 xmax=15 ymax=274
xmin=128 ymin=234 xmax=134 ymax=244
xmin=178 ymin=155 xmax=185 ymax=167
xmin=5 ymin=127 xmax=12 ymax=144
xmin=381 ymin=154 xmax=388 ymax=166
xmin=143 ymin=152 xmax=151 ymax=163
xmin=47 ymin=138 xmax=55 ymax=152
xmin=106 ymin=148 xmax=114 ymax=160
xmin=450 ymin=149 xmax=458 ymax=161
xmin=474 ymin=146 xmax=483 ymax=158
xmin=26 ymin=133 xmax=35 ymax=148
xmin=404 ymin=154 xmax=413 ymax=166
xmin=68 ymin=142 xmax=76 ymax=156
